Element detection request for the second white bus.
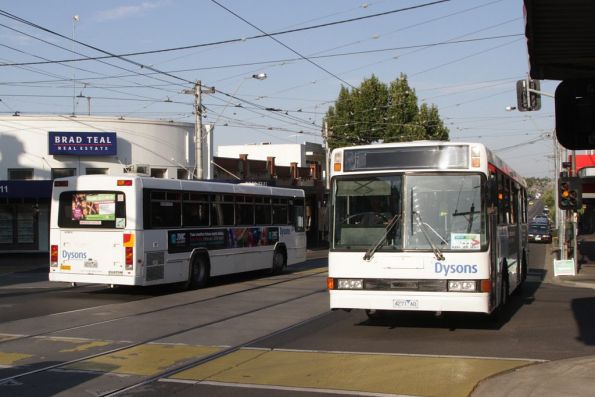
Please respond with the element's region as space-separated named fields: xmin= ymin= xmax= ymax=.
xmin=49 ymin=175 xmax=306 ymax=288
xmin=327 ymin=141 xmax=528 ymax=317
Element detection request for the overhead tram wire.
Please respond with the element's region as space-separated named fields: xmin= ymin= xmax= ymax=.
xmin=210 ymin=0 xmax=356 ymax=89
xmin=0 ymin=18 xmax=191 ymax=92
xmin=0 ymin=10 xmax=317 ymax=130
xmin=0 ymin=0 xmax=451 ymax=67
xmin=0 ymin=41 xmax=182 ymax=103
xmin=0 ymin=33 xmax=523 ymax=90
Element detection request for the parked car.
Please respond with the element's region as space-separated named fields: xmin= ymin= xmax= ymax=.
xmin=528 ymin=222 xmax=552 ymax=243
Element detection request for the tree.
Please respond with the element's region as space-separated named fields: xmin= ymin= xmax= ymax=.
xmin=324 ymin=73 xmax=449 ymax=149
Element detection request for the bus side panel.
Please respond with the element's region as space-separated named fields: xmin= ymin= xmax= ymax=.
xmin=280 ymin=226 xmax=306 ymax=265
xmin=142 ymin=230 xmax=190 ymax=285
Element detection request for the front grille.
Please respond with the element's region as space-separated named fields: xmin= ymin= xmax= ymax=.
xmin=364 ymin=279 xmax=447 ymax=292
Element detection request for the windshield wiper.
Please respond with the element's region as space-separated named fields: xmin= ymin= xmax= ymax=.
xmin=413 ymin=211 xmax=446 ymax=261
xmin=363 ymin=214 xmax=401 ymax=261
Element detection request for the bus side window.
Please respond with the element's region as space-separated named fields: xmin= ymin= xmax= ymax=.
xmin=150 ymin=190 xmax=181 ymax=228
xmin=255 ymin=196 xmax=272 ymax=225
xmin=211 ymin=194 xmax=234 ymax=226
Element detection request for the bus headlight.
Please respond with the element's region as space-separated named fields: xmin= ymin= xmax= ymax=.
xmin=337 ymin=279 xmax=364 ymax=289
xmin=448 ymin=280 xmax=478 ymax=292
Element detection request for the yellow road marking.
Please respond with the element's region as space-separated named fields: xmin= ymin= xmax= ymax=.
xmin=66 ymin=344 xmax=222 ymax=376
xmin=60 ymin=341 xmax=112 ymax=353
xmin=172 ymin=349 xmax=536 ymax=397
xmin=0 ymin=352 xmax=34 ymax=365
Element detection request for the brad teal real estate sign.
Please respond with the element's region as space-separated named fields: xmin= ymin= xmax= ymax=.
xmin=49 ymin=131 xmax=117 ymax=156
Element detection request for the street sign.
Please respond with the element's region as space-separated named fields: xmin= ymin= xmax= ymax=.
xmin=553 ymin=259 xmax=576 ymax=276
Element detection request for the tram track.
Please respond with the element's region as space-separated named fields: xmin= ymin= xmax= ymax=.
xmin=0 ymin=267 xmax=326 ymax=346
xmin=0 ymin=268 xmax=328 ymax=389
xmin=101 ymin=310 xmax=331 ymax=397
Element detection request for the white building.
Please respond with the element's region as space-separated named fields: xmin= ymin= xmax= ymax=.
xmin=0 ymin=115 xmax=195 ymax=252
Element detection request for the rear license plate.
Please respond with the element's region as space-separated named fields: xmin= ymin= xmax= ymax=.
xmin=84 ymin=259 xmax=98 ymax=268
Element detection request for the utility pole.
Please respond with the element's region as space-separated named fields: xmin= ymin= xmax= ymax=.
xmin=323 ymin=121 xmax=331 ymax=190
xmin=194 ymin=80 xmax=203 ymax=180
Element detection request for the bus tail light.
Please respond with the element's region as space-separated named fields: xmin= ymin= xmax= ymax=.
xmin=50 ymin=245 xmax=58 ymax=267
xmin=125 ymin=247 xmax=133 ymax=270
xmin=54 ymin=180 xmax=68 ymax=187
xmin=480 ymin=279 xmax=491 ymax=292
xmin=117 ymin=179 xmax=133 ymax=186
xmin=123 ymin=233 xmax=134 ymax=270
xmin=327 ymin=277 xmax=335 ymax=290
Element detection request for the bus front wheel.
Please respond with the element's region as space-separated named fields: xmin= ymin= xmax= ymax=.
xmin=189 ymin=255 xmax=209 ymax=289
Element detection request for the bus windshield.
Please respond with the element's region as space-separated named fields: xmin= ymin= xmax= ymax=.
xmin=333 ymin=174 xmax=486 ymax=252
xmin=405 ymin=174 xmax=485 ymax=251
xmin=333 ymin=175 xmax=402 ymax=250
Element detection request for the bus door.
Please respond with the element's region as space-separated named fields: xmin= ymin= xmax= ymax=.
xmin=488 ymin=169 xmax=499 ymax=309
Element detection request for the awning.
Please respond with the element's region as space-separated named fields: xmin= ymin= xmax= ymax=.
xmin=0 ymin=180 xmax=52 ymax=199
xmin=524 ymin=0 xmax=595 ymax=80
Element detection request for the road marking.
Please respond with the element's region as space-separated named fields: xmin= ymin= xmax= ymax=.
xmin=0 ymin=352 xmax=33 ymax=366
xmin=162 ymin=378 xmax=414 ymax=396
xmin=170 ymin=348 xmax=537 ymax=397
xmin=0 ymin=334 xmax=22 ymax=343
xmin=65 ymin=343 xmax=222 ymax=376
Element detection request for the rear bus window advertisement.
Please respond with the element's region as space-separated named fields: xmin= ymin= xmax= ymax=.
xmin=72 ymin=193 xmax=116 ymax=221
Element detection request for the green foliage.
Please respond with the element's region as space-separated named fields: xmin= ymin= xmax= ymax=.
xmin=324 ymin=73 xmax=449 ymax=149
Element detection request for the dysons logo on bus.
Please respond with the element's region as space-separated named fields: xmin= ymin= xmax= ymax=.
xmin=62 ymin=250 xmax=88 ymax=260
xmin=434 ymin=262 xmax=478 ymax=276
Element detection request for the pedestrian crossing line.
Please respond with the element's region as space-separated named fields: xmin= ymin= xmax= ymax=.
xmin=169 ymin=348 xmax=537 ymax=397
xmin=64 ymin=343 xmax=222 ymax=376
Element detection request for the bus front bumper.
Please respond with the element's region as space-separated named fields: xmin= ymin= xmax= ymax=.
xmin=329 ymin=290 xmax=491 ymax=314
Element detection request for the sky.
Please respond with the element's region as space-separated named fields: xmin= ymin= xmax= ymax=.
xmin=0 ymin=0 xmax=559 ymax=178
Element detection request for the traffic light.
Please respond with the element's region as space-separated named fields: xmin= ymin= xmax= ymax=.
xmin=558 ymin=176 xmax=582 ymax=210
xmin=516 ymin=78 xmax=542 ymax=111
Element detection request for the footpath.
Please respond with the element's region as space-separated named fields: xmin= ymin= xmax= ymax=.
xmin=472 ymin=246 xmax=595 ymax=397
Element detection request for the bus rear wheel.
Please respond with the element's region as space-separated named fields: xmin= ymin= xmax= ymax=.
xmin=189 ymin=255 xmax=209 ymax=289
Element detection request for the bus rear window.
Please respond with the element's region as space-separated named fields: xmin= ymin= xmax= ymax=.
xmin=58 ymin=191 xmax=126 ymax=228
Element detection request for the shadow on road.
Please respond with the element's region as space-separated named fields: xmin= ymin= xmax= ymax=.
xmin=572 ymin=297 xmax=595 ymax=346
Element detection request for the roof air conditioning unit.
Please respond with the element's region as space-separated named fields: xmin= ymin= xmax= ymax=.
xmin=124 ymin=164 xmax=150 ymax=175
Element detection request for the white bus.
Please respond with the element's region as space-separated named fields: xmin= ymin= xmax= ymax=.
xmin=49 ymin=175 xmax=306 ymax=288
xmin=327 ymin=141 xmax=528 ymax=317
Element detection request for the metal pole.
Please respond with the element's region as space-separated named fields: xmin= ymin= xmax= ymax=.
xmin=323 ymin=121 xmax=331 ymax=190
xmin=194 ymin=80 xmax=203 ymax=179
xmin=72 ymin=16 xmax=79 ymax=116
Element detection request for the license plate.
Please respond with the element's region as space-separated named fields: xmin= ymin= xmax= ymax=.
xmin=84 ymin=259 xmax=98 ymax=268
xmin=393 ymin=299 xmax=419 ymax=309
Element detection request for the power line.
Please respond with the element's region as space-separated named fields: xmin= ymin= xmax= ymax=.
xmin=210 ymin=0 xmax=355 ymax=88
xmin=0 ymin=0 xmax=451 ymax=67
